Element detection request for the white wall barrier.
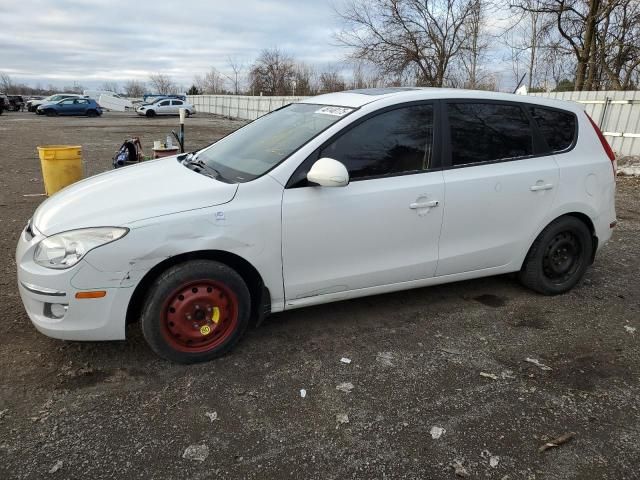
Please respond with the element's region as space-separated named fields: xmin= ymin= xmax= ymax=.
xmin=187 ymin=95 xmax=308 ymax=121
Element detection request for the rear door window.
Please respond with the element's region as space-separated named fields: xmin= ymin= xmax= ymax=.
xmin=320 ymin=104 xmax=435 ymax=180
xmin=528 ymin=107 xmax=576 ymax=152
xmin=172 ymin=100 xmax=183 ymax=106
xmin=447 ymin=102 xmax=533 ymax=166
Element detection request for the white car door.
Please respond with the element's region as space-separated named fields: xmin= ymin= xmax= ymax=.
xmin=282 ymin=103 xmax=445 ymax=303
xmin=171 ymin=100 xmax=183 ymax=114
xmin=436 ymin=101 xmax=559 ymax=276
xmin=156 ymin=100 xmax=171 ymax=115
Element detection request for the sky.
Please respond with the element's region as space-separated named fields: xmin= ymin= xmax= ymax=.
xmin=0 ymin=0 xmax=348 ymax=90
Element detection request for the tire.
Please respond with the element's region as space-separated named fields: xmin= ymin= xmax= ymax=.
xmin=145 ymin=109 xmax=156 ymax=118
xmin=86 ymin=109 xmax=97 ymax=117
xmin=45 ymin=109 xmax=57 ymax=117
xmin=140 ymin=260 xmax=251 ymax=363
xmin=519 ymin=216 xmax=593 ymax=295
xmin=186 ymin=110 xmax=191 ymax=118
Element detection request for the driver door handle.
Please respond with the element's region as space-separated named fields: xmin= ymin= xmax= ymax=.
xmin=530 ymin=183 xmax=554 ymax=191
xmin=409 ymin=200 xmax=439 ymax=209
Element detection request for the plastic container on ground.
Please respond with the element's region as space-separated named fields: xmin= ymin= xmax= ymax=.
xmin=36 ymin=145 xmax=83 ymax=196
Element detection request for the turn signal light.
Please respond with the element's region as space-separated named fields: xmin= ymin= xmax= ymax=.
xmin=75 ymin=291 xmax=107 ymax=299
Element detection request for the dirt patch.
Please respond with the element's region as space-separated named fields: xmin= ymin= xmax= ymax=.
xmin=549 ymin=349 xmax=632 ymax=391
xmin=473 ymin=293 xmax=507 ymax=308
xmin=509 ymin=304 xmax=551 ymax=329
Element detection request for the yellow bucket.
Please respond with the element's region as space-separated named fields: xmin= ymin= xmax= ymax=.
xmin=36 ymin=145 xmax=84 ymax=196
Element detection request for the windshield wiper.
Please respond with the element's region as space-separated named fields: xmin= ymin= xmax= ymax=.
xmin=183 ymin=155 xmax=225 ymax=180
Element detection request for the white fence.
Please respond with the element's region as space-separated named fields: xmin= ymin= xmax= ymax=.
xmin=187 ymin=95 xmax=308 ymax=121
xmin=189 ymin=90 xmax=640 ymax=156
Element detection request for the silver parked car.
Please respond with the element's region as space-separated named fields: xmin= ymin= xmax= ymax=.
xmin=136 ymin=98 xmax=196 ymax=117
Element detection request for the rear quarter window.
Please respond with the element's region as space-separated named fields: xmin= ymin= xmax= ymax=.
xmin=528 ymin=107 xmax=576 ymax=152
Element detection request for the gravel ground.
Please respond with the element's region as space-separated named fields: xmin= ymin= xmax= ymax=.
xmin=0 ymin=111 xmax=639 ymax=480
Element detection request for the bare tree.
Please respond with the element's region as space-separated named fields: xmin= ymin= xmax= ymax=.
xmin=349 ymin=62 xmax=384 ymax=89
xmin=318 ymin=65 xmax=346 ymax=93
xmin=1 ymin=72 xmax=15 ymax=93
xmin=148 ymin=73 xmax=177 ymax=94
xmin=510 ymin=0 xmax=640 ymax=90
xmin=194 ymin=68 xmax=226 ymax=94
xmin=598 ymin=0 xmax=640 ymax=90
xmin=123 ymin=79 xmax=145 ymax=98
xmin=458 ymin=0 xmax=492 ymax=88
xmin=101 ymin=81 xmax=119 ymax=93
xmin=293 ymin=63 xmax=316 ymax=95
xmin=62 ymin=82 xmax=85 ymax=94
xmin=225 ymin=57 xmax=244 ymax=94
xmin=504 ymin=0 xmax=556 ymax=90
xmin=249 ymin=48 xmax=296 ymax=95
xmin=335 ymin=0 xmax=476 ymax=87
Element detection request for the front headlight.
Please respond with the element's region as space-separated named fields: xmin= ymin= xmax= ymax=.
xmin=34 ymin=227 xmax=128 ymax=269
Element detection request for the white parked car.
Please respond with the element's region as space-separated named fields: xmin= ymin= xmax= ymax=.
xmin=17 ymin=88 xmax=617 ymax=363
xmin=136 ymin=98 xmax=195 ymax=117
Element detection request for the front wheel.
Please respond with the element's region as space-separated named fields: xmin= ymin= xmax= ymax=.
xmin=140 ymin=260 xmax=251 ymax=363
xmin=86 ymin=109 xmax=98 ymax=117
xmin=519 ymin=216 xmax=593 ymax=295
xmin=45 ymin=109 xmax=57 ymax=117
xmin=145 ymin=109 xmax=156 ymax=118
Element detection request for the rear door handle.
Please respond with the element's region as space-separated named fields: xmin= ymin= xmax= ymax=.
xmin=409 ymin=200 xmax=439 ymax=209
xmin=530 ymin=183 xmax=554 ymax=191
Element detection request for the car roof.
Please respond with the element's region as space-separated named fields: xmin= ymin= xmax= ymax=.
xmin=300 ymin=87 xmax=583 ymax=113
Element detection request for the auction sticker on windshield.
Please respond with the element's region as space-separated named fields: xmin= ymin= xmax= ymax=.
xmin=314 ymin=106 xmax=353 ymax=116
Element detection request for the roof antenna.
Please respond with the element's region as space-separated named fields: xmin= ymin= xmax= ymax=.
xmin=513 ymin=73 xmax=527 ymax=94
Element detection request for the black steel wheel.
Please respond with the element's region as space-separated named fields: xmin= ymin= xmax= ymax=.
xmin=519 ymin=216 xmax=593 ymax=295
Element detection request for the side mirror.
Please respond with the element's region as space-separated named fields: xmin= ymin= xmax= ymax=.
xmin=307 ymin=158 xmax=349 ymax=187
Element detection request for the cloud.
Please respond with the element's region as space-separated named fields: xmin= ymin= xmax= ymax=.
xmin=1 ymin=0 xmax=348 ymax=89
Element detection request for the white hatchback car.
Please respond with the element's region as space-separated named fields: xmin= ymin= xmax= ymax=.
xmin=136 ymin=98 xmax=195 ymax=117
xmin=17 ymin=88 xmax=617 ymax=363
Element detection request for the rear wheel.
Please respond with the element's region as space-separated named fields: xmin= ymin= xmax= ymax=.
xmin=140 ymin=260 xmax=250 ymax=363
xmin=519 ymin=216 xmax=593 ymax=295
xmin=145 ymin=109 xmax=156 ymax=118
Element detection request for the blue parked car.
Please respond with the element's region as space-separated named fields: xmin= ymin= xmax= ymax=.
xmin=37 ymin=98 xmax=102 ymax=117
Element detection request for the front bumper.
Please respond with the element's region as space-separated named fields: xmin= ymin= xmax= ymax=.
xmin=16 ymin=224 xmax=133 ymax=341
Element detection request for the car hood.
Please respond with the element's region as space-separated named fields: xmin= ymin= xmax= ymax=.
xmin=33 ymin=157 xmax=238 ymax=235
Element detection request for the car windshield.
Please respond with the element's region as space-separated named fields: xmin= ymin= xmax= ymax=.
xmin=193 ymin=103 xmax=354 ymax=183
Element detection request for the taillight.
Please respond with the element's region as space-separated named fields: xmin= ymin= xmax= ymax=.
xmin=586 ymin=113 xmax=616 ymax=176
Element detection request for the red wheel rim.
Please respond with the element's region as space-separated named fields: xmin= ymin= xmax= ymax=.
xmin=160 ymin=280 xmax=239 ymax=353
